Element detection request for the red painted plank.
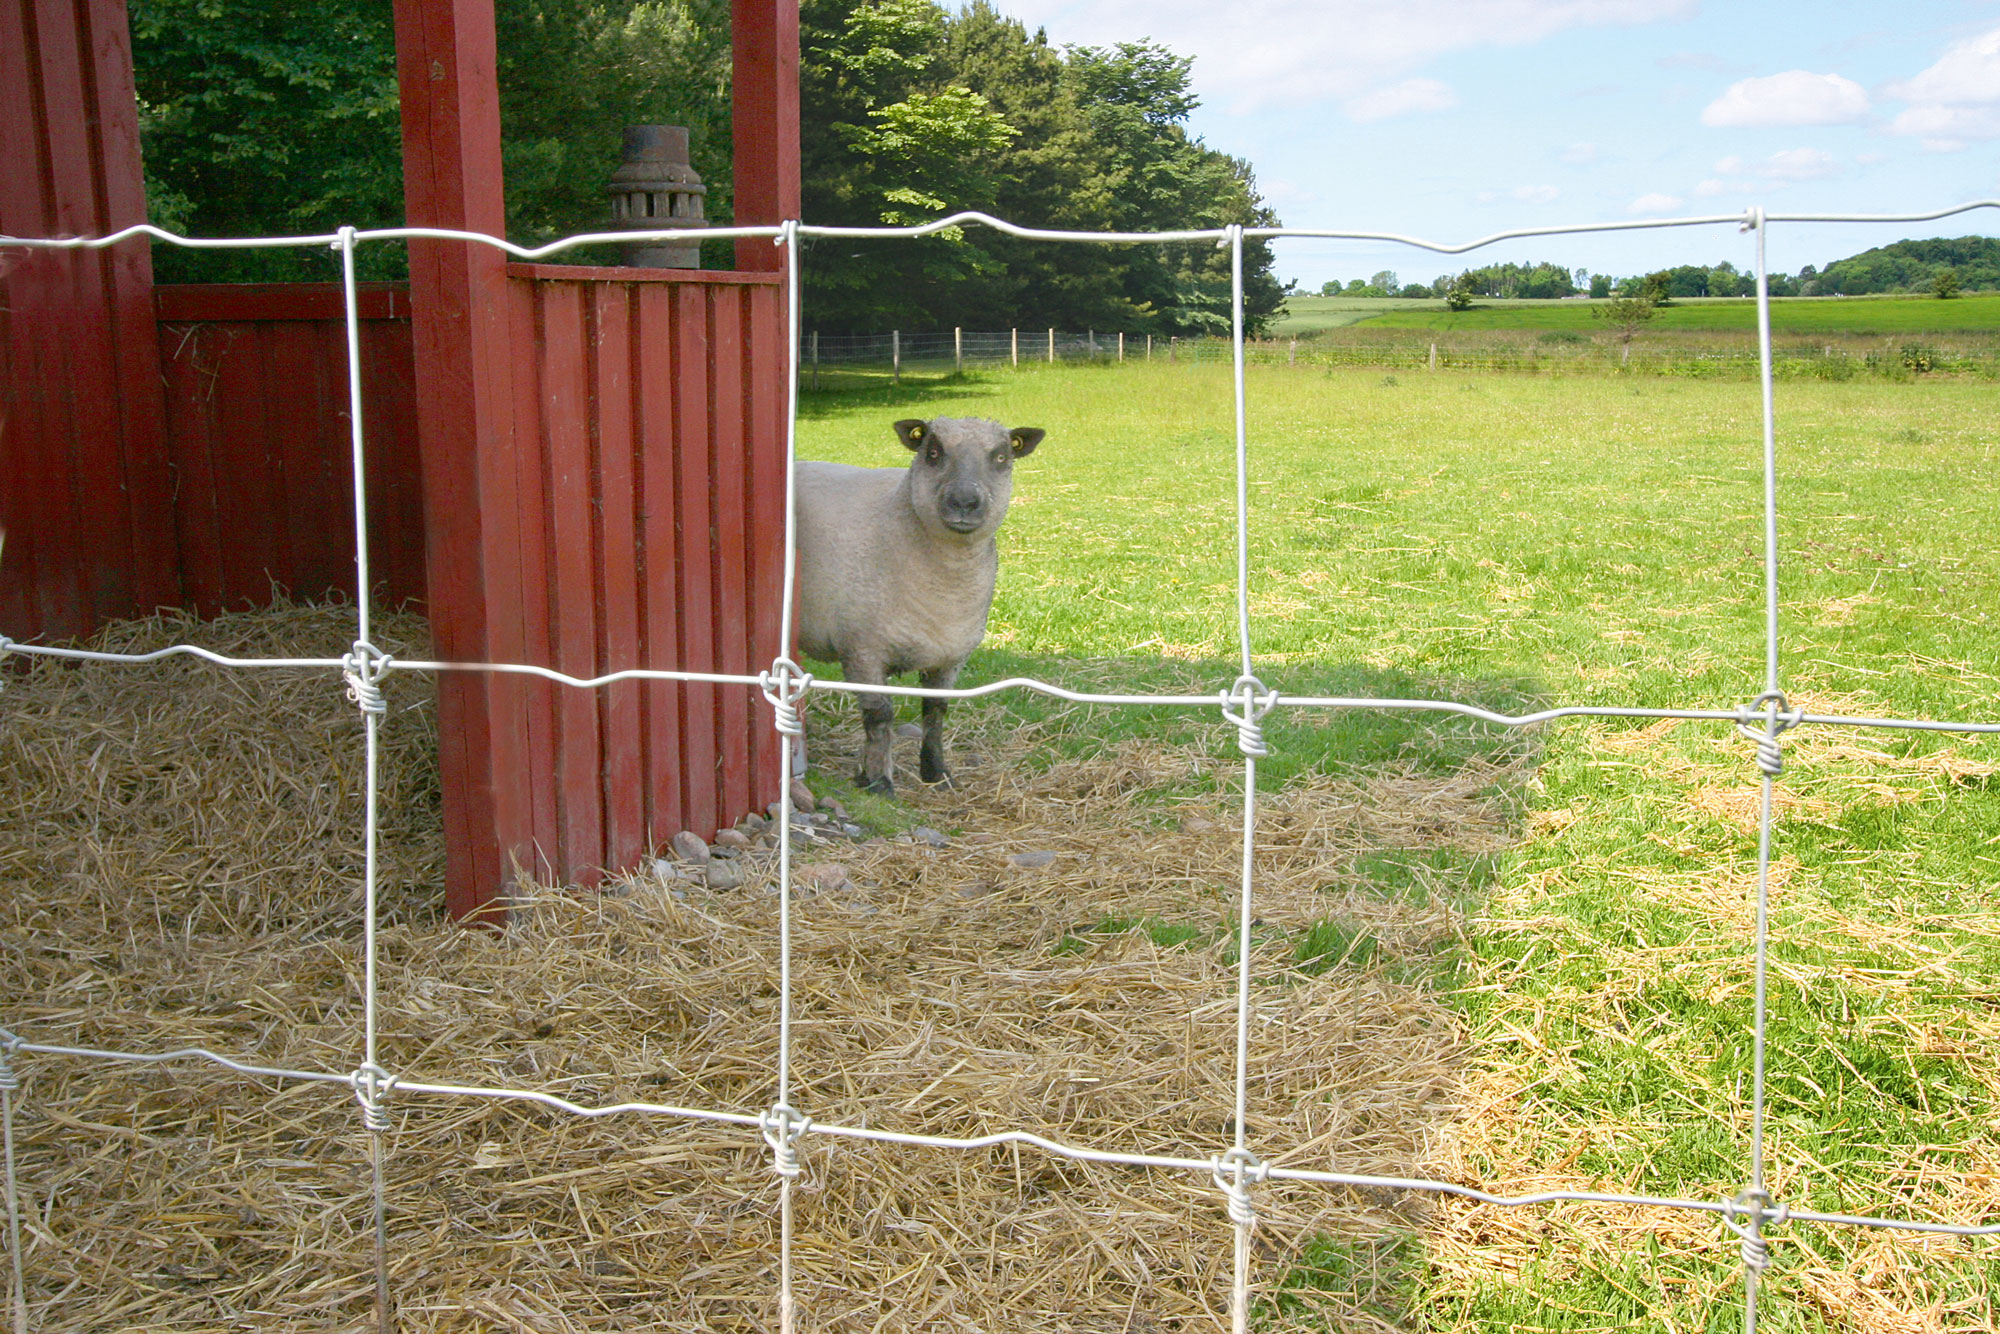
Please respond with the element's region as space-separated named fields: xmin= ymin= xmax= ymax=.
xmin=264 ymin=319 xmax=350 ymax=601
xmin=156 ymin=322 xmax=227 ymax=613
xmin=592 ymin=286 xmax=647 ymax=870
xmin=205 ymin=321 xmax=284 ymax=610
xmin=709 ymin=287 xmax=752 ymax=829
xmin=510 ymin=280 xmax=561 ymax=883
xmin=535 ymin=280 xmax=607 ymax=883
xmin=154 ymin=283 xmax=411 ymax=322
xmin=673 ymin=283 xmax=718 ymax=839
xmin=634 ymin=284 xmax=685 ymax=846
xmin=731 ymin=0 xmax=801 ymax=272
xmin=506 ymin=263 xmax=781 ymax=287
xmin=358 ymin=317 xmax=427 ymax=608
xmin=745 ymin=281 xmax=786 ymax=804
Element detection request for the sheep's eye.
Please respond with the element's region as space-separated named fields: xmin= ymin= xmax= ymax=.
xmin=925 ymin=446 xmax=943 ymax=464
xmin=991 ymin=450 xmax=1009 ymax=467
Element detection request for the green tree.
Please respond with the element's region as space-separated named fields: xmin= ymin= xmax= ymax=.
xmin=1933 ymin=268 xmax=1962 ymax=299
xmin=1592 ymin=293 xmax=1656 ymax=363
xmin=1444 ymin=275 xmax=1475 ymax=311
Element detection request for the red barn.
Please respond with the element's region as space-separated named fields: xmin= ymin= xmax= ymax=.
xmin=1 ymin=0 xmax=802 ymax=920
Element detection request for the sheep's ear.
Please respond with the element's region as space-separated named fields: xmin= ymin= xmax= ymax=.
xmin=1009 ymin=427 xmax=1045 ymax=458
xmin=893 ymin=419 xmax=929 ymax=451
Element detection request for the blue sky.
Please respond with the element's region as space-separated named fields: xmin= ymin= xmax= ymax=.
xmin=987 ymin=0 xmax=2000 ymax=291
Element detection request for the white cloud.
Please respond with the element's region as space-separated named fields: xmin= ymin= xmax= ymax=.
xmin=1560 ymin=141 xmax=1599 ymax=164
xmin=1345 ymin=78 xmax=1459 ymax=122
xmin=1702 ymin=148 xmax=1840 ymax=192
xmin=1693 ymin=177 xmax=1730 ymax=198
xmin=993 ymin=0 xmax=1696 ymax=113
xmin=1699 ymin=70 xmax=1870 ymax=127
xmin=1886 ymin=28 xmax=2000 ymax=151
xmin=1627 ymin=192 xmax=1684 ymax=214
xmin=1514 ymin=184 xmax=1562 ymax=203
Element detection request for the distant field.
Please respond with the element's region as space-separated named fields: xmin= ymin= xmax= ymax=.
xmin=1276 ymin=291 xmax=2000 ymax=337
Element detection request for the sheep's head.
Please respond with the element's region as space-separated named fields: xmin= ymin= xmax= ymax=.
xmin=895 ymin=417 xmax=1044 ymax=540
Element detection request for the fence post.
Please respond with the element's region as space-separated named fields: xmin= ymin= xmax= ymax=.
xmin=1147 ymin=334 xmax=1153 ymax=361
xmin=812 ymin=329 xmax=820 ymax=391
xmin=1118 ymin=332 xmax=1125 ymax=362
xmin=1169 ymin=336 xmax=1176 ymax=363
xmin=1011 ymin=328 xmax=1018 ymax=368
xmin=1087 ymin=328 xmax=1094 ymax=360
xmin=954 ymin=326 xmax=962 ymax=375
xmin=893 ymin=329 xmax=900 ymax=386
xmin=1428 ymin=341 xmax=1437 ymax=372
xmin=1288 ymin=338 xmax=1296 ymax=366
xmin=1047 ymin=328 xmax=1054 ymax=364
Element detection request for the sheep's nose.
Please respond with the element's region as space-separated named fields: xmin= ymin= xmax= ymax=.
xmin=941 ymin=486 xmax=985 ymax=530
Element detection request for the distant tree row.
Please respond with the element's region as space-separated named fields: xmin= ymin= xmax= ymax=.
xmin=1317 ymin=236 xmax=1997 ymax=304
xmin=130 ymin=0 xmax=1287 ymax=334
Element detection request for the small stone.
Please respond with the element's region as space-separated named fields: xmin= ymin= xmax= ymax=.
xmin=1181 ymin=815 xmax=1217 ymax=834
xmin=1009 ymin=850 xmax=1059 ymax=869
xmin=713 ymin=829 xmax=752 ymax=851
xmin=651 ymin=858 xmax=689 ymax=882
xmin=827 ymin=801 xmax=849 ymax=822
xmin=963 ymin=832 xmax=1000 ymax=845
xmin=895 ymin=722 xmax=923 ymax=741
xmin=797 ymin=863 xmax=852 ymax=893
xmin=671 ymin=831 xmax=710 ymax=864
xmin=789 ymin=780 xmax=818 ymax=814
xmin=842 ymin=823 xmax=865 ymax=839
xmin=909 ymin=826 xmax=949 ymax=848
xmin=740 ymin=812 xmax=768 ymax=835
xmin=704 ymin=860 xmax=746 ymax=891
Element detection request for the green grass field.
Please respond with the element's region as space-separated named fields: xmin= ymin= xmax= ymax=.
xmin=796 ymin=360 xmax=2000 ymax=1330
xmin=1278 ymin=291 xmax=2000 ymax=337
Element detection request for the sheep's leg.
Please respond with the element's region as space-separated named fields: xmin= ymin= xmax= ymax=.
xmin=848 ymin=658 xmax=897 ymax=796
xmin=919 ymin=664 xmax=958 ymax=787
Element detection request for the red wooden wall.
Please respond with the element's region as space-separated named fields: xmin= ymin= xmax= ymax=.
xmin=1 ymin=0 xmax=178 ymax=641
xmin=155 ymin=283 xmax=427 ymax=613
xmin=499 ymin=266 xmax=786 ymax=886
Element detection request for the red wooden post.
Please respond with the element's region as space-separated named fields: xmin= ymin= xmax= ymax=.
xmin=731 ymin=0 xmax=800 ymax=272
xmin=0 ymin=0 xmax=178 ymax=641
xmin=392 ymin=0 xmax=530 ymax=921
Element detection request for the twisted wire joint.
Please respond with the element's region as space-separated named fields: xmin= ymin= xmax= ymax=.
xmin=1735 ymin=690 xmax=1801 ymax=777
xmin=351 ymin=1063 xmax=398 ymax=1133
xmin=1220 ymin=675 xmax=1278 ymax=759
xmin=761 ymin=1103 xmax=810 ymax=1179
xmin=342 ymin=641 xmax=393 ymax=716
xmin=0 ymin=1038 xmax=17 ymax=1094
xmin=1722 ymin=1188 xmax=1787 ymax=1272
xmin=760 ymin=658 xmax=814 ymax=738
xmin=1211 ymin=1146 xmax=1266 ymax=1229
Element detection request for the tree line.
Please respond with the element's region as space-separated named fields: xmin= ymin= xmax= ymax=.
xmin=129 ymin=0 xmax=1287 ymax=334
xmin=1320 ymin=235 xmax=1996 ymax=304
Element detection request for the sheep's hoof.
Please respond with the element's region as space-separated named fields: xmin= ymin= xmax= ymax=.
xmin=920 ymin=766 xmax=955 ymax=788
xmin=859 ymin=773 xmax=895 ymax=798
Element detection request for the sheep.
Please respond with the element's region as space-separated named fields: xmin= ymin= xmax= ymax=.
xmin=794 ymin=416 xmax=1045 ymax=796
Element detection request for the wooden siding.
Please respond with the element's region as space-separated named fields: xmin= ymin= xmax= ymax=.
xmin=505 ymin=267 xmax=788 ymax=887
xmin=154 ymin=283 xmax=427 ymax=614
xmin=0 ymin=0 xmax=177 ymax=641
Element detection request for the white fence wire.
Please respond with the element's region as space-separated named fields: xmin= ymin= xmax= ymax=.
xmin=5 ymin=199 xmax=2000 ymax=1333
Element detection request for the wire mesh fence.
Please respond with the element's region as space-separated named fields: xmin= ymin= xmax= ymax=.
xmin=4 ymin=201 xmax=2000 ymax=1333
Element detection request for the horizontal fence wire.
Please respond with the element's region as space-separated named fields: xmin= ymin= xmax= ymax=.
xmin=5 ymin=200 xmax=2000 ymax=1334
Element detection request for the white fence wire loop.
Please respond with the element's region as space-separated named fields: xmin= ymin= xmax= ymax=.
xmin=1736 ymin=691 xmax=1803 ymax=777
xmin=350 ymin=1063 xmax=399 ymax=1134
xmin=0 ymin=1042 xmax=16 ymax=1096
xmin=1211 ymin=1146 xmax=1267 ymax=1229
xmin=761 ymin=1103 xmax=810 ymax=1179
xmin=1724 ymin=1189 xmax=1788 ymax=1272
xmin=759 ymin=658 xmax=815 ymax=738
xmin=342 ymin=642 xmax=394 ymax=716
xmin=1220 ymin=676 xmax=1278 ymax=758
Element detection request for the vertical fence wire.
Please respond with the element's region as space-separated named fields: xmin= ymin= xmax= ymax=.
xmin=336 ymin=225 xmax=396 ymax=1334
xmin=1 ymin=1040 xmax=24 ymax=1334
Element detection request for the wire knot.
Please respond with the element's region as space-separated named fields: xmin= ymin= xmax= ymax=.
xmin=1217 ymin=222 xmax=1244 ymax=252
xmin=760 ymin=658 xmax=814 ymax=738
xmin=1723 ymin=1188 xmax=1787 ymax=1272
xmin=0 ymin=1040 xmax=18 ymax=1094
xmin=1735 ymin=690 xmax=1801 ymax=776
xmin=761 ymin=1103 xmax=809 ymax=1178
xmin=1740 ymin=206 xmax=1766 ymax=235
xmin=342 ymin=641 xmax=393 ymax=716
xmin=774 ymin=219 xmax=799 ymax=249
xmin=1220 ymin=675 xmax=1277 ymax=758
xmin=1211 ymin=1146 xmax=1265 ymax=1229
xmin=351 ymin=1063 xmax=397 ymax=1133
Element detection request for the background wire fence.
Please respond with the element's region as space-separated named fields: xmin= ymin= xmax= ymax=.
xmin=4 ymin=203 xmax=2000 ymax=1334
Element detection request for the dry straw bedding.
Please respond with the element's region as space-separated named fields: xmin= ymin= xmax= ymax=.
xmin=1 ymin=604 xmax=1509 ymax=1332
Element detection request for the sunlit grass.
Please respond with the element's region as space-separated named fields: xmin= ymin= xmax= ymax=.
xmin=793 ymin=360 xmax=2000 ymax=1329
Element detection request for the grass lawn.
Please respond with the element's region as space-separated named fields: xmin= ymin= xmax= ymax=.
xmin=1280 ymin=291 xmax=2000 ymax=337
xmin=795 ymin=360 xmax=2000 ymax=1330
